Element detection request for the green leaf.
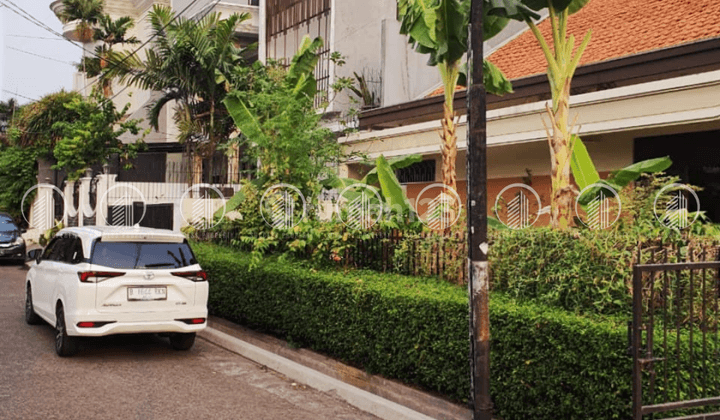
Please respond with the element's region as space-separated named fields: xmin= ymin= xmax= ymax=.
xmin=484 ymin=10 xmax=509 ymax=40
xmin=483 ymin=59 xmax=513 ymax=95
xmin=214 ymin=188 xmax=245 ymax=219
xmin=321 ymin=177 xmax=361 ymax=190
xmin=487 ymin=0 xmax=542 ymax=20
xmin=223 ymin=94 xmax=266 ymax=144
xmin=376 ymin=155 xmax=411 ymax=212
xmin=566 ymin=0 xmax=591 ymax=15
xmin=285 ymin=35 xmax=323 ymax=100
xmin=608 ymin=156 xmax=672 ymax=188
xmin=488 ymin=216 xmax=508 ymax=230
xmin=577 ymin=179 xmax=621 ymax=206
xmin=569 ymin=135 xmax=599 ymax=190
xmin=362 ymin=154 xmax=423 ymax=185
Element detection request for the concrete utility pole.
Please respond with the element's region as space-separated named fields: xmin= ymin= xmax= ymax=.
xmin=466 ymin=0 xmax=492 ymax=419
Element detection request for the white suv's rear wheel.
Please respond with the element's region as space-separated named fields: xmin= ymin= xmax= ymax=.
xmin=169 ymin=333 xmax=196 ymax=350
xmin=55 ymin=304 xmax=78 ymax=357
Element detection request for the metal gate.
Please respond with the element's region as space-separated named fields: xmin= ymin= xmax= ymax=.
xmin=106 ymin=203 xmax=174 ymax=230
xmin=632 ymin=248 xmax=720 ymax=419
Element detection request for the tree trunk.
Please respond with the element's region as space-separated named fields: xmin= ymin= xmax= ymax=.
xmin=548 ymin=79 xmax=575 ymax=229
xmin=440 ymin=102 xmax=457 ymax=193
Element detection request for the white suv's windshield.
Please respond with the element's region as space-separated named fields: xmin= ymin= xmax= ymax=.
xmin=90 ymin=242 xmax=198 ymax=269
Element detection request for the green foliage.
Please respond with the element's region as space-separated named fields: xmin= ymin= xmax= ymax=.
xmin=39 ymin=221 xmax=64 ymax=247
xmin=347 ymin=72 xmax=378 ymax=108
xmin=194 ymin=242 xmax=636 ymax=419
xmin=224 ymin=57 xmax=343 ymax=199
xmin=490 ymin=174 xmax=719 ymax=315
xmin=397 ymin=0 xmax=514 ymax=99
xmin=110 ymin=5 xmax=252 ymax=163
xmin=573 ymin=135 xmax=672 ymax=205
xmin=375 ymin=155 xmax=412 ymax=213
xmin=51 ymin=91 xmax=146 ymax=180
xmin=490 ymin=227 xmax=636 ymax=314
xmin=0 ymin=145 xmax=40 ymax=219
xmin=285 ymin=36 xmax=324 ymax=100
xmin=323 ymin=154 xmax=419 ymax=225
xmin=10 ymin=90 xmax=84 ymax=152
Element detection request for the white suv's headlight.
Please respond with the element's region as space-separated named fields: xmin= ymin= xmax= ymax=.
xmin=13 ymin=236 xmax=24 ymax=246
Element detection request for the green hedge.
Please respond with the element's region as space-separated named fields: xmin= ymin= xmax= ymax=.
xmin=194 ymin=241 xmax=633 ymax=419
xmin=490 ymin=228 xmax=638 ymax=315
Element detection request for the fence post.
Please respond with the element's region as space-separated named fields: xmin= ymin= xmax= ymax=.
xmin=632 ymin=264 xmax=643 ymax=420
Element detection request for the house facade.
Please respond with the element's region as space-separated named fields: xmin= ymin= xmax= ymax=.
xmin=49 ymin=0 xmax=259 ymax=185
xmin=338 ymin=0 xmax=720 ymax=224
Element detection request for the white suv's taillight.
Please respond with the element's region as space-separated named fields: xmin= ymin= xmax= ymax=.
xmin=78 ymin=271 xmax=126 ymax=283
xmin=171 ymin=271 xmax=208 ymax=282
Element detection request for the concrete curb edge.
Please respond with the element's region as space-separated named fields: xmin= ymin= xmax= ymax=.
xmin=199 ymin=327 xmax=438 ymax=420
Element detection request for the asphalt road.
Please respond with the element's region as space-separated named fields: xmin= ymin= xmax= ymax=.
xmin=0 ymin=261 xmax=379 ymax=420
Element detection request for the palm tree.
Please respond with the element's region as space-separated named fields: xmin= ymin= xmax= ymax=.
xmin=90 ymin=14 xmax=140 ymax=97
xmin=109 ymin=5 xmax=252 ymax=184
xmin=397 ymin=0 xmax=513 ymax=193
xmin=57 ymin=0 xmax=104 ymax=43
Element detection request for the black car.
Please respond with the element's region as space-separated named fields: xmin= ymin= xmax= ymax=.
xmin=0 ymin=213 xmax=26 ymax=264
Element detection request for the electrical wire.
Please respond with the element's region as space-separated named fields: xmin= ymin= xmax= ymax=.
xmin=6 ymin=34 xmax=68 ymax=41
xmin=1 ymin=89 xmax=38 ymax=103
xmin=1 ymin=0 xmax=222 ymax=140
xmin=5 ymin=46 xmax=76 ymax=65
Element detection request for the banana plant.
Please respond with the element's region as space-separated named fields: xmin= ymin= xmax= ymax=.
xmin=570 ymin=135 xmax=672 ymax=205
xmin=491 ymin=0 xmax=592 ymax=229
xmin=223 ymin=35 xmax=323 ymax=152
xmin=323 ymin=154 xmax=417 ymax=215
xmin=397 ymin=0 xmax=516 ymax=194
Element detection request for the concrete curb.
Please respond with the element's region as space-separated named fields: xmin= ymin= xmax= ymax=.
xmin=199 ymin=327 xmax=438 ymax=420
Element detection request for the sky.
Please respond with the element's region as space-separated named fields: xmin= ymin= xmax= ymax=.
xmin=0 ymin=1 xmax=78 ymax=105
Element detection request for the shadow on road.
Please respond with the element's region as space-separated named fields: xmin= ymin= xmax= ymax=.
xmin=31 ymin=324 xmax=199 ymax=360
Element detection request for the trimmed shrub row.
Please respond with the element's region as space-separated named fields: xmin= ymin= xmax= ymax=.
xmin=194 ymin=242 xmax=632 ymax=419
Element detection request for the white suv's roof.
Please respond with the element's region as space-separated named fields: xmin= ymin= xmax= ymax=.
xmin=58 ymin=226 xmax=187 ymax=257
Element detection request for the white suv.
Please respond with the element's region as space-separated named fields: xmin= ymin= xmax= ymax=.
xmin=24 ymin=226 xmax=208 ymax=356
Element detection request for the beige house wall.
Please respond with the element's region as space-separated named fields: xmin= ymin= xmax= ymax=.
xmin=340 ymin=69 xmax=720 ymax=182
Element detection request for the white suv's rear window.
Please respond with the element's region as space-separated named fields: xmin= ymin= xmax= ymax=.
xmin=90 ymin=242 xmax=198 ymax=269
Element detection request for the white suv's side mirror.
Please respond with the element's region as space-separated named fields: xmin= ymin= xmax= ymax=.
xmin=27 ymin=249 xmax=42 ymax=263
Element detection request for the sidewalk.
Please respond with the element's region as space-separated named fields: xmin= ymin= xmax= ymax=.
xmin=199 ymin=316 xmax=472 ymax=420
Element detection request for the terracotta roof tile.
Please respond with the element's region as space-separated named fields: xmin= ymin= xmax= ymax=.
xmin=490 ymin=0 xmax=720 ymax=80
xmin=428 ymin=0 xmax=720 ymax=97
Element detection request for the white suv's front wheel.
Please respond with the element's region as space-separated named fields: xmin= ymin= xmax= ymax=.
xmin=25 ymin=284 xmax=42 ymax=325
xmin=55 ymin=304 xmax=78 ymax=357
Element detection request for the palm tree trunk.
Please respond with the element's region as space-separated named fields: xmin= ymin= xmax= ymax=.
xmin=440 ymin=102 xmax=458 ymax=193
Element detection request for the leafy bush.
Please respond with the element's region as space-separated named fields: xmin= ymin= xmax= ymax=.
xmin=194 ymin=241 xmax=637 ymax=419
xmin=490 ymin=228 xmax=636 ymax=315
xmin=0 ymin=145 xmax=40 ymax=220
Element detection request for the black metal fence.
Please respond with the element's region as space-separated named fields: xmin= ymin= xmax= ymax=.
xmin=632 ymin=244 xmax=720 ymax=419
xmin=192 ymin=228 xmax=468 ymax=284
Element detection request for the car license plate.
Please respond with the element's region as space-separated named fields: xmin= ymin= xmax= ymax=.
xmin=127 ymin=286 xmax=167 ymax=301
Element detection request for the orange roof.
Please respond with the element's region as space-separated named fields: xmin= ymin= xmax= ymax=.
xmin=428 ymin=0 xmax=720 ymax=96
xmin=427 ymin=84 xmax=464 ymax=98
